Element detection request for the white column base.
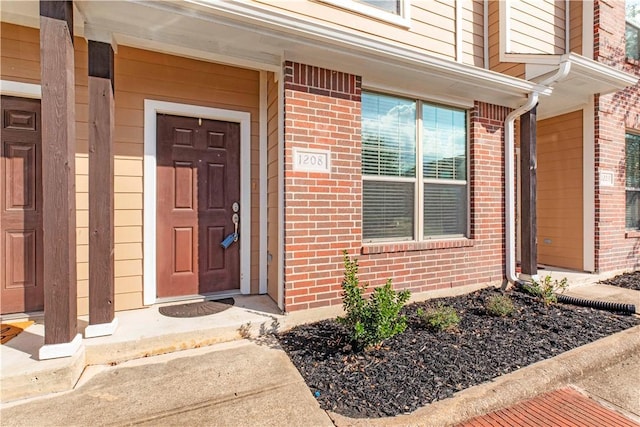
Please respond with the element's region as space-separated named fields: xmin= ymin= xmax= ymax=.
xmin=39 ymin=333 xmax=83 ymax=360
xmin=519 ymin=273 xmax=540 ymax=283
xmin=84 ymin=317 xmax=118 ymax=338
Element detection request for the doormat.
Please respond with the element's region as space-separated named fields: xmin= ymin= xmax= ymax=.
xmin=159 ymin=298 xmax=235 ymax=318
xmin=1 ymin=321 xmax=35 ymax=344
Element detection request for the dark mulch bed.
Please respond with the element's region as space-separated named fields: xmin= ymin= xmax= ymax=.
xmin=277 ymin=287 xmax=639 ymax=419
xmin=600 ymin=271 xmax=640 ymax=291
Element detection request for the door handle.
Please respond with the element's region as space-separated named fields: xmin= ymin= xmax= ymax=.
xmin=220 ymin=211 xmax=240 ymax=249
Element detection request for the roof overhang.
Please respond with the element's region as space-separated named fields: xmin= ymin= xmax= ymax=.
xmin=3 ymin=2 xmax=635 ymax=116
xmin=1 ymin=0 xmax=547 ymax=108
xmin=521 ymin=53 xmax=639 ymax=118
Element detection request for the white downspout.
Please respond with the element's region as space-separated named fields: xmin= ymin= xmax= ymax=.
xmin=504 ymin=59 xmax=572 ymax=284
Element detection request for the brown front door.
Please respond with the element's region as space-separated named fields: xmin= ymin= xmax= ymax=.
xmin=156 ymin=114 xmax=240 ymax=298
xmin=1 ymin=96 xmax=44 ymax=314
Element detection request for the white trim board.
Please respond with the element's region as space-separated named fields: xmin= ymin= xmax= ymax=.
xmin=0 ymin=80 xmax=41 ymax=98
xmin=143 ymin=100 xmax=251 ymax=305
xmin=259 ymin=71 xmax=268 ymax=295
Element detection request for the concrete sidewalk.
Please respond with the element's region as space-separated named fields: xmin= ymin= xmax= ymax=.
xmin=0 ymin=339 xmax=333 ymax=427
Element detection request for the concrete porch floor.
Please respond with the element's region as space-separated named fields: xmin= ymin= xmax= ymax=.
xmin=1 ymin=294 xmax=341 ymax=403
xmin=1 ymin=268 xmax=636 ymax=404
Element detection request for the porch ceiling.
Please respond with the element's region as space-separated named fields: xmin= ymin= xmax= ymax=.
xmin=2 ymin=0 xmax=542 ymax=109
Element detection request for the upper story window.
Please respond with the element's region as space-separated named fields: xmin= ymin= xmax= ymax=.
xmin=627 ymin=0 xmax=640 ymax=60
xmin=356 ymin=0 xmax=400 ymax=15
xmin=320 ymin=0 xmax=411 ymax=27
xmin=627 ymin=132 xmax=640 ymax=231
xmin=362 ymin=91 xmax=468 ymax=242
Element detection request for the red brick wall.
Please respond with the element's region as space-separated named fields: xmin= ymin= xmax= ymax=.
xmin=593 ymin=1 xmax=640 ymax=271
xmin=282 ymin=62 xmax=363 ymax=311
xmin=282 ymin=61 xmax=508 ymax=312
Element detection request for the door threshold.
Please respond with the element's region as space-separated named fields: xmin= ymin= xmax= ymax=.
xmin=154 ymin=290 xmax=241 ymax=306
xmin=0 ymin=310 xmax=45 ymax=323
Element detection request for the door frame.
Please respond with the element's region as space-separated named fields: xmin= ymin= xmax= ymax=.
xmin=143 ymin=99 xmax=251 ymax=305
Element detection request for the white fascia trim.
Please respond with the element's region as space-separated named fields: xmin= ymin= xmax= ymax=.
xmin=259 ymin=71 xmax=268 ymax=295
xmin=39 ymin=334 xmax=83 ymax=360
xmin=0 ymin=80 xmax=41 ymax=99
xmin=143 ymin=100 xmax=251 ymax=305
xmin=317 ymin=0 xmax=411 ymax=28
xmin=183 ymin=0 xmax=541 ymax=97
xmin=583 ymin=99 xmax=595 ymax=272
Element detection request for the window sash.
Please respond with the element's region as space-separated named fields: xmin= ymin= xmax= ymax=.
xmin=627 ymin=133 xmax=640 ymax=230
xmin=362 ymin=92 xmax=468 ymax=242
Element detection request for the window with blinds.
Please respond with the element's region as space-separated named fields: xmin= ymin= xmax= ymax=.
xmin=362 ymin=91 xmax=468 ymax=242
xmin=627 ymin=132 xmax=640 ymax=230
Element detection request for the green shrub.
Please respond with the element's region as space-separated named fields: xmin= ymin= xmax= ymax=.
xmin=417 ymin=303 xmax=460 ymax=331
xmin=486 ymin=294 xmax=515 ymax=317
xmin=336 ymin=251 xmax=411 ymax=350
xmin=522 ymin=275 xmax=568 ymax=305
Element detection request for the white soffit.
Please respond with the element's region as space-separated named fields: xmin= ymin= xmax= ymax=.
xmin=527 ymin=53 xmax=638 ymax=119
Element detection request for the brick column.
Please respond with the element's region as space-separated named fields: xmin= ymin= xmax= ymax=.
xmin=593 ymin=0 xmax=640 ymax=271
xmin=282 ymin=62 xmax=362 ymax=311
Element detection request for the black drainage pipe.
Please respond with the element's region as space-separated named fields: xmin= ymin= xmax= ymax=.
xmin=556 ymin=294 xmax=636 ymax=315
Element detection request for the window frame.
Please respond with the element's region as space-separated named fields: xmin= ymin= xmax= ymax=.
xmin=626 ymin=132 xmax=640 ymax=231
xmin=361 ymin=91 xmax=470 ymax=243
xmin=626 ymin=20 xmax=640 ymax=61
xmin=319 ymin=0 xmax=411 ymax=28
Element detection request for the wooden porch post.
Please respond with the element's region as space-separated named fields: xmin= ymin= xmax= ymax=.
xmin=39 ymin=0 xmax=82 ymax=359
xmin=520 ymin=106 xmax=538 ymax=280
xmin=85 ymin=40 xmax=117 ymax=338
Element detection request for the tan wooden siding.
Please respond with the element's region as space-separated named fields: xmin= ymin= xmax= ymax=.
xmin=1 ymin=23 xmax=261 ymax=313
xmin=461 ymin=0 xmax=485 ymax=67
xmin=537 ymin=110 xmax=583 ymax=271
xmin=509 ymin=0 xmax=566 ymax=54
xmin=0 ymin=23 xmax=40 ymax=84
xmin=266 ymin=72 xmax=279 ymax=301
xmin=569 ymin=0 xmax=583 ymax=55
xmin=251 ymin=0 xmax=457 ymax=60
xmin=488 ymin=1 xmax=526 ymax=78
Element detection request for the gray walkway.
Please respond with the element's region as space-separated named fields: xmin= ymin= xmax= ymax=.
xmin=0 ymin=339 xmax=333 ymax=427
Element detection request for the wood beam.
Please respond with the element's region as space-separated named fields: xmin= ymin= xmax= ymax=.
xmin=520 ymin=106 xmax=538 ymax=278
xmin=87 ymin=40 xmax=116 ymax=335
xmin=39 ymin=0 xmax=79 ymax=352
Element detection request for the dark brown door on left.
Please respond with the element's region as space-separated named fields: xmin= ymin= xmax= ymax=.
xmin=156 ymin=114 xmax=240 ymax=298
xmin=1 ymin=96 xmax=44 ymax=314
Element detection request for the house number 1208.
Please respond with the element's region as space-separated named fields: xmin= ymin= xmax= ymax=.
xmin=293 ymin=149 xmax=330 ymax=173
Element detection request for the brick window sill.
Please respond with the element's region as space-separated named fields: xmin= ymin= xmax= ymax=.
xmin=362 ymin=238 xmax=475 ymax=255
xmin=626 ymin=230 xmax=640 ymax=239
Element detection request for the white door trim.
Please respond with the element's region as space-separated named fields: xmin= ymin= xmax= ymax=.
xmin=143 ymin=99 xmax=251 ymax=305
xmin=0 ymin=80 xmax=41 ymax=99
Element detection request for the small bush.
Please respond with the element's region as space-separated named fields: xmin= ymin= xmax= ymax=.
xmin=337 ymin=251 xmax=411 ymax=350
xmin=486 ymin=294 xmax=515 ymax=317
xmin=522 ymin=275 xmax=568 ymax=305
xmin=417 ymin=303 xmax=460 ymax=331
